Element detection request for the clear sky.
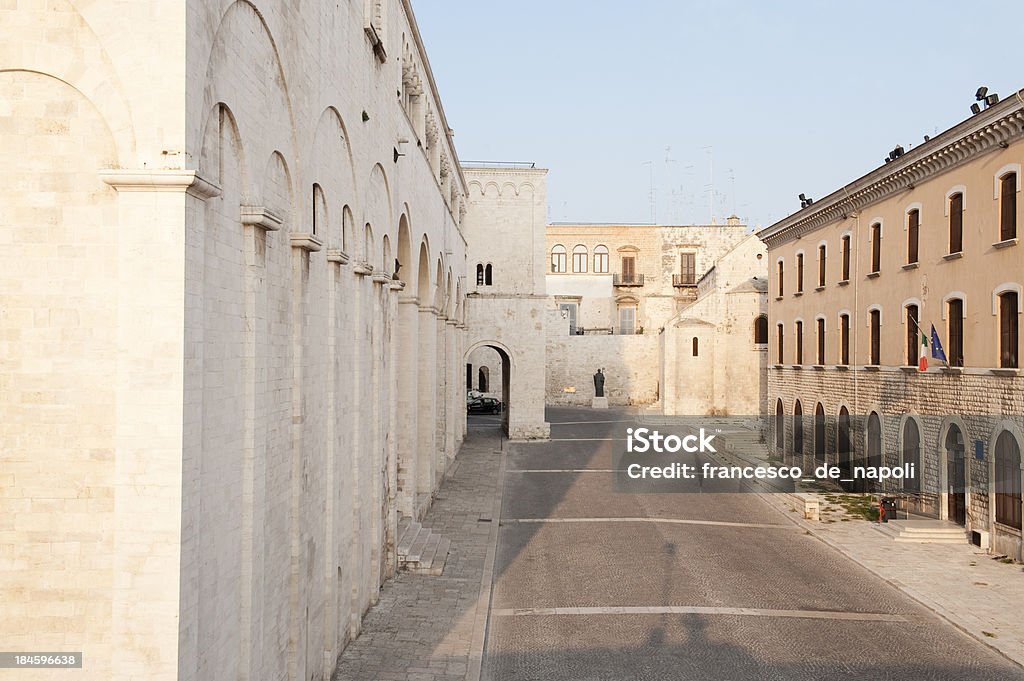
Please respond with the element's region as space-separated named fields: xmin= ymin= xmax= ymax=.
xmin=413 ymin=1 xmax=1023 ymax=229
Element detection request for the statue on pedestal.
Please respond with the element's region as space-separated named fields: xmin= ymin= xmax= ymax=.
xmin=593 ymin=368 xmax=605 ymax=398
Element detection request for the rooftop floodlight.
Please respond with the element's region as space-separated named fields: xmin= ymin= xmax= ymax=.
xmin=971 ymin=103 xmax=982 ymax=115
xmin=894 ymin=145 xmax=905 ymax=157
xmin=923 ymin=135 xmax=930 ymax=142
xmin=976 ymin=86 xmax=988 ymax=100
xmin=985 ymin=93 xmax=1000 ymax=107
xmin=798 ymin=193 xmax=807 ymax=202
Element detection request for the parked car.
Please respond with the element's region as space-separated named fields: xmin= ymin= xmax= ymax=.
xmin=467 ymin=397 xmax=502 ymax=414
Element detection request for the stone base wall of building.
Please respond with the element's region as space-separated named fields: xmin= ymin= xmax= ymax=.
xmin=769 ymin=367 xmax=1024 ymax=561
xmin=546 ymin=313 xmax=661 ymax=405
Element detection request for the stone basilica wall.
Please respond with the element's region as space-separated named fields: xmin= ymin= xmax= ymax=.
xmin=0 ymin=1 xmax=470 ymax=680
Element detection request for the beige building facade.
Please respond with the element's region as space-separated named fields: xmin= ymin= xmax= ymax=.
xmin=1 ymin=1 xmax=472 ymax=680
xmin=546 ymin=220 xmax=749 ymax=335
xmin=760 ymin=91 xmax=1024 ymax=560
xmin=660 ymin=234 xmax=769 ymax=416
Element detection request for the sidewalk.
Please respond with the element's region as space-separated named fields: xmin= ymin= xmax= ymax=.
xmin=332 ymin=429 xmax=502 ymax=681
xmin=761 ymin=492 xmax=1024 ymax=668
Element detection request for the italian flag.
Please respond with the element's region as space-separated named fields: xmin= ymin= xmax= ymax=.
xmin=918 ymin=332 xmax=928 ymax=372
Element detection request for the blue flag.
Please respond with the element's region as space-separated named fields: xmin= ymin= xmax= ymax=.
xmin=930 ymin=324 xmax=947 ymax=362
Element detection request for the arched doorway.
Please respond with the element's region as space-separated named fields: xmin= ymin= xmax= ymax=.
xmin=944 ymin=425 xmax=966 ymax=526
xmin=465 ymin=342 xmax=512 ymax=435
xmin=793 ymin=400 xmax=804 ymax=462
xmin=814 ymin=402 xmax=826 ymax=464
xmin=838 ymin=407 xmax=852 ymax=491
xmin=775 ymin=399 xmax=785 ymax=451
xmin=864 ymin=412 xmax=883 ymax=493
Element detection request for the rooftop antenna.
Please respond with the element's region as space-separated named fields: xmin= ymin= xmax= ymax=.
xmin=642 ymin=160 xmax=656 ymax=224
xmin=704 ymin=146 xmax=714 ymax=224
xmin=729 ymin=168 xmax=736 ymax=216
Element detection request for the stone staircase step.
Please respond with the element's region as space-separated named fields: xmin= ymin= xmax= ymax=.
xmin=404 ymin=527 xmax=431 ymax=564
xmin=397 ymin=519 xmax=422 ymax=557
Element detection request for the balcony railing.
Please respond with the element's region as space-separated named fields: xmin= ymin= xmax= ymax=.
xmin=673 ymin=274 xmax=697 ymax=287
xmin=613 ymin=273 xmax=644 ymax=286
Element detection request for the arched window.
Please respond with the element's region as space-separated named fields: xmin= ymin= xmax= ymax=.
xmin=572 ymin=245 xmax=588 ymax=273
xmin=948 ymin=192 xmax=964 ymax=254
xmin=775 ymin=400 xmax=785 ymax=450
xmin=754 ymin=315 xmax=768 ymax=344
xmin=485 ymin=263 xmax=493 ymax=286
xmin=793 ymin=401 xmax=804 ymax=456
xmin=870 ymin=222 xmax=882 ymax=274
xmin=692 ymin=337 xmax=699 ymax=357
xmin=776 ymin=323 xmax=784 ymax=364
xmin=994 ymin=430 xmax=1022 ymax=529
xmin=902 ymin=418 xmax=921 ymax=493
xmin=999 ymin=290 xmax=1019 ymax=368
xmin=814 ymin=403 xmax=826 ymax=463
xmin=905 ymin=304 xmax=920 ymax=367
xmin=906 ymin=208 xmax=920 ymax=264
xmin=999 ymin=170 xmax=1018 ymax=242
xmin=947 ymin=297 xmax=965 ymax=367
xmin=817 ymin=243 xmax=827 ymax=287
xmin=796 ymin=252 xmax=804 ymax=293
xmin=551 ymin=244 xmax=567 ymax=273
xmin=476 ymin=263 xmax=484 ymax=286
xmin=839 ymin=313 xmax=851 ymax=365
xmin=478 ymin=366 xmax=490 ymax=393
xmin=594 ymin=245 xmax=609 ymax=273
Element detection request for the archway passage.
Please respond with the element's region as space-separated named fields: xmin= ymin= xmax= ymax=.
xmin=465 ymin=343 xmax=512 ymax=436
xmin=838 ymin=407 xmax=852 ymax=491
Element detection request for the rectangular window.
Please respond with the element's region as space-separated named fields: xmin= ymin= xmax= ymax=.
xmin=870 ymin=309 xmax=881 ymax=365
xmin=840 ymin=314 xmax=850 ymax=365
xmin=777 ymin=324 xmax=784 ymax=364
xmin=816 ymin=318 xmax=825 ymax=365
xmin=870 ymin=223 xmax=881 ymax=273
xmin=551 ymin=251 xmax=566 ymax=273
xmin=949 ymin=193 xmax=963 ymax=254
xmin=680 ymin=253 xmax=696 ymax=285
xmin=796 ymin=253 xmax=804 ymax=293
xmin=776 ymin=261 xmax=784 ymax=296
xmin=907 ymin=209 xmax=919 ymax=264
xmin=572 ymin=250 xmax=587 ymax=273
xmin=841 ymin=234 xmax=851 ymax=280
xmin=818 ymin=245 xmax=826 ymax=287
xmin=1001 ymin=173 xmax=1017 ymax=242
xmin=795 ymin=320 xmax=803 ymax=364
xmin=1000 ymin=292 xmax=1018 ymax=368
xmin=948 ymin=298 xmax=964 ymax=367
xmin=621 ymin=256 xmax=635 ymax=282
xmin=559 ymin=302 xmax=578 ymax=335
xmin=618 ymin=305 xmax=636 ymax=335
xmin=906 ymin=305 xmax=919 ymax=366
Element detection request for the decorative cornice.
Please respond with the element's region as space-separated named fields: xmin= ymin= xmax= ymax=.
xmin=759 ymin=97 xmax=1024 ymax=248
xmin=99 ymin=169 xmax=221 ymax=199
xmin=371 ymin=270 xmax=391 ymax=284
xmin=290 ymin=233 xmax=322 ymax=252
xmin=326 ymin=249 xmax=350 ymax=264
xmin=240 ymin=206 xmax=283 ymax=232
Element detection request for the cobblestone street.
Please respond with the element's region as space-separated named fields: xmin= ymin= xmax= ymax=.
xmin=336 ymin=408 xmax=1024 ymax=680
